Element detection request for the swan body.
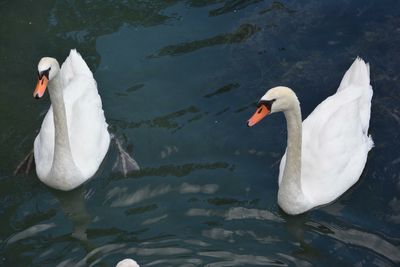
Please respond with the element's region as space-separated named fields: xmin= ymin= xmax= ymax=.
xmin=33 ymin=49 xmax=110 ymax=191
xmin=248 ymin=58 xmax=373 ymax=214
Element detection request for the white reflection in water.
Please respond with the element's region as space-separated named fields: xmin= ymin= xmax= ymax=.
xmin=186 ymin=207 xmax=282 ymax=222
xmin=142 ymin=214 xmax=168 ymax=225
xmin=75 ymin=242 xmax=194 ymax=265
xmin=308 ymin=221 xmax=400 ymax=263
xmin=160 ymin=145 xmax=179 ymax=159
xmin=198 ymin=251 xmax=285 ymax=267
xmin=180 ymin=182 xmax=219 ymax=194
xmin=7 ymin=223 xmax=55 ymax=244
xmin=202 ymin=227 xmax=278 ymax=244
xmin=125 ymin=247 xmax=191 ymax=256
xmin=225 ymin=207 xmax=282 ymax=222
xmin=108 ymin=185 xmax=172 ymax=207
xmin=74 ymin=244 xmax=125 ymax=267
xmin=277 ymin=253 xmax=312 ymax=267
xmin=146 ymin=258 xmax=202 ymax=266
xmin=184 ymin=239 xmax=211 ymax=247
xmin=202 ymin=228 xmax=234 ymax=242
xmin=108 ymin=183 xmax=219 ymax=207
xmin=56 ymin=259 xmax=77 ymax=267
xmin=141 ymin=238 xmax=181 ymax=246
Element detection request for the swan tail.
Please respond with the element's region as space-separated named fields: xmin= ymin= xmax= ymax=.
xmin=61 ymin=49 xmax=93 ymax=80
xmin=338 ymin=57 xmax=373 ymax=135
xmin=337 ymin=57 xmax=370 ymax=92
xmin=68 ymin=49 xmax=94 ymax=78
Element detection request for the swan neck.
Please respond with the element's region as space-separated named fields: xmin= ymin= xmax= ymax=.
xmin=48 ymin=75 xmax=75 ymax=169
xmin=281 ymin=102 xmax=302 ymax=190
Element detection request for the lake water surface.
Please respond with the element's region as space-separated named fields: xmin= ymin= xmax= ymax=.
xmin=1 ymin=0 xmax=399 ymax=266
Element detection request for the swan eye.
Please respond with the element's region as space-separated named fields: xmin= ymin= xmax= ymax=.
xmin=258 ymin=99 xmax=276 ymax=110
xmin=38 ymin=67 xmax=51 ymax=79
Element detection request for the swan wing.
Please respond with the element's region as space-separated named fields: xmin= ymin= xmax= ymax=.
xmin=34 ymin=106 xmax=55 ymax=178
xmin=301 ymin=58 xmax=373 ymax=204
xmin=61 ymin=50 xmax=110 ymax=179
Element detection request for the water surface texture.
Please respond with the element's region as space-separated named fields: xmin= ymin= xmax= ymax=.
xmin=1 ymin=1 xmax=400 ymax=266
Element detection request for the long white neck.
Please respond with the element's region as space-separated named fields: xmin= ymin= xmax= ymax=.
xmin=277 ymin=99 xmax=310 ymax=214
xmin=48 ymin=74 xmax=76 ymax=173
xmin=282 ymin=103 xmax=302 ymax=188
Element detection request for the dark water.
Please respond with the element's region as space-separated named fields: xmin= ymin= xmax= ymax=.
xmin=1 ymin=0 xmax=399 ymax=266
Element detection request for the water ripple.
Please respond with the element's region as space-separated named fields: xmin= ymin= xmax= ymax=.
xmin=202 ymin=227 xmax=279 ymax=245
xmin=149 ymin=24 xmax=260 ymax=58
xmin=187 ymin=207 xmax=283 ymax=222
xmin=209 ymin=0 xmax=263 ymax=17
xmin=199 ymin=251 xmax=285 ymax=267
xmin=108 ymin=182 xmax=219 ymax=207
xmin=142 ymin=214 xmax=168 ymax=225
xmin=112 ymin=162 xmax=230 ymax=179
xmin=204 ymin=83 xmax=240 ymax=98
xmin=308 ymin=221 xmax=400 ymax=263
xmin=7 ymin=223 xmax=55 ymax=244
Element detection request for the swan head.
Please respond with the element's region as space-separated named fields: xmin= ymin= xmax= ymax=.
xmin=33 ymin=57 xmax=60 ymax=99
xmin=247 ymin=86 xmax=299 ymax=127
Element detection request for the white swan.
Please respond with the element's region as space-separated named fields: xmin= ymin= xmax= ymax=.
xmin=32 ymin=49 xmax=110 ymax=191
xmin=116 ymin=259 xmax=140 ymax=267
xmin=247 ymin=58 xmax=373 ymax=215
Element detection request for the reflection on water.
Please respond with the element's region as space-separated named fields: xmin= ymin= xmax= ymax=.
xmin=7 ymin=223 xmax=56 ymax=245
xmin=55 ymin=188 xmax=91 ymax=241
xmin=1 ymin=0 xmax=400 ymax=266
xmin=110 ymin=105 xmax=202 ymax=130
xmin=110 ymin=162 xmax=230 ymax=180
xmin=108 ymin=182 xmax=219 ymax=207
xmin=308 ymin=221 xmax=400 ymax=263
xmin=149 ymin=23 xmax=260 ymax=58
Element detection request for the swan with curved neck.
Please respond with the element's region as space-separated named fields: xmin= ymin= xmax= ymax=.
xmin=32 ymin=50 xmax=110 ymax=191
xmin=248 ymin=58 xmax=373 ymax=214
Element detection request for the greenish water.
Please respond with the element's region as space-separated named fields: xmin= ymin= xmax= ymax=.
xmin=1 ymin=0 xmax=400 ymax=266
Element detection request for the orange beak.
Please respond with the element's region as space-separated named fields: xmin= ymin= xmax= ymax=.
xmin=247 ymin=104 xmax=270 ymax=127
xmin=33 ymin=76 xmax=48 ymax=99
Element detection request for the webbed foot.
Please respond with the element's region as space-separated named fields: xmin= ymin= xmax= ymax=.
xmin=112 ymin=136 xmax=140 ymax=176
xmin=14 ymin=149 xmax=34 ymax=175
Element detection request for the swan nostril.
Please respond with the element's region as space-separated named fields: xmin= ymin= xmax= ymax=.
xmin=257 ymin=107 xmax=263 ymax=114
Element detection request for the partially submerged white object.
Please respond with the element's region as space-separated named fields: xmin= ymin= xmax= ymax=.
xmin=116 ymin=258 xmax=140 ymax=267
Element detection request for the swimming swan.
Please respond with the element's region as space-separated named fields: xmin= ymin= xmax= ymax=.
xmin=247 ymin=58 xmax=373 ymax=215
xmin=32 ymin=49 xmax=110 ymax=191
